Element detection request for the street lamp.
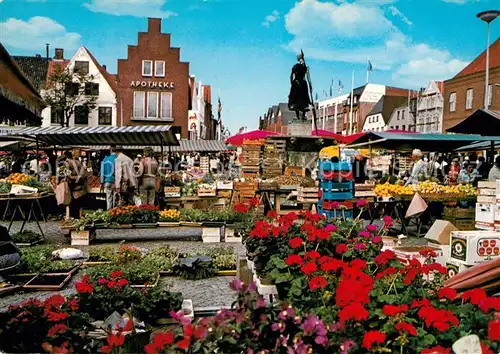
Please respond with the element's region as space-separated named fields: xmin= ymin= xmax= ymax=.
xmin=477 ymin=10 xmax=500 ymax=110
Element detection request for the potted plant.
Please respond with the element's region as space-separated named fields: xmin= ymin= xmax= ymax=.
xmin=108 ymin=206 xmax=136 ymax=228
xmin=85 ymin=245 xmax=117 ymax=265
xmin=144 ymin=246 xmax=178 ymax=275
xmin=158 ymin=209 xmax=181 ymax=227
xmin=131 ymin=205 xmax=160 ymax=228
xmin=123 ymin=260 xmax=160 ymax=288
xmin=18 ymin=245 xmax=53 ymax=275
xmin=43 ymin=260 xmax=79 ymax=274
xmin=179 ymin=209 xmax=204 ymax=227
xmin=133 ymin=286 xmax=183 ymax=325
xmin=11 ymin=230 xmax=43 ymax=247
xmin=173 ymin=255 xmax=216 ymax=280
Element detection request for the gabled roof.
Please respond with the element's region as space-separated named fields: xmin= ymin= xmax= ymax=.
xmin=278 ymin=103 xmax=296 ymax=125
xmin=271 ymin=105 xmax=279 ymax=117
xmin=83 ymin=46 xmax=117 ymax=93
xmin=365 ymin=96 xmax=408 ymax=125
xmin=454 ymin=37 xmax=500 ymax=78
xmin=12 ymin=55 xmax=50 ymax=91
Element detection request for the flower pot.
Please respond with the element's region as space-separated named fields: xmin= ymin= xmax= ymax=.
xmin=93 ymin=223 xmax=109 ymax=229
xmin=159 ymin=270 xmax=174 ymax=277
xmin=202 ymin=221 xmax=224 ymax=227
xmin=158 ymin=221 xmax=180 ymax=227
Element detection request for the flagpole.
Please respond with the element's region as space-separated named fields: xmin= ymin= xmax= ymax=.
xmin=349 ymin=70 xmax=354 ymax=135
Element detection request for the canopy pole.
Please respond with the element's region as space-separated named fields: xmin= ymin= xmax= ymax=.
xmin=35 ymin=137 xmax=40 ymax=178
xmin=491 ymin=141 xmax=495 ymax=166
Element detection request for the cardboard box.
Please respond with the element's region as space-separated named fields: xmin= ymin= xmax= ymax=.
xmin=446 ymin=259 xmax=471 ymax=278
xmin=496 ymin=179 xmax=500 ymax=200
xmin=475 ymin=203 xmax=495 ymax=227
xmin=449 ymin=231 xmax=500 ymax=265
xmin=479 ymin=188 xmax=496 ymax=196
xmin=477 ymin=195 xmax=497 ymax=203
xmin=478 ymin=181 xmax=497 ymax=189
xmin=381 ymin=236 xmax=399 ymax=250
xmin=425 ymin=220 xmax=458 ymax=245
xmin=393 ymin=245 xmax=447 ymax=266
xmin=71 ymin=229 xmax=96 ymax=246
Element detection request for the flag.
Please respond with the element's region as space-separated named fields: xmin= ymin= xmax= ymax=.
xmin=329 ymin=85 xmax=333 ymax=97
xmin=367 ymin=60 xmax=373 ymax=72
xmin=217 ymin=97 xmax=222 ymax=121
xmin=315 ymin=92 xmax=319 ymax=101
xmin=338 ymin=80 xmax=344 ymax=94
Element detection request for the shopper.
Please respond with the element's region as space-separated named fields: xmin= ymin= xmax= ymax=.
xmin=137 ymin=148 xmax=158 ymax=205
xmin=488 ymin=156 xmax=500 ymax=181
xmin=65 ymin=149 xmax=88 ymax=218
xmin=458 ymin=162 xmax=479 ymax=184
xmin=448 ymin=158 xmax=460 ymax=185
xmin=405 ymin=149 xmax=425 ymax=185
xmin=474 ymin=156 xmax=489 ymax=180
xmin=100 ymin=148 xmax=117 ymax=210
xmin=115 ymin=146 xmax=137 ymax=206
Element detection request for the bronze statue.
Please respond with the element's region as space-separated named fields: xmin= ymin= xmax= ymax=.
xmin=288 ymin=52 xmax=312 ymax=120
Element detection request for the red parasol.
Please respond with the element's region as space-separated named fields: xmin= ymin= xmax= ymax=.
xmin=225 ymin=130 xmax=280 ymax=146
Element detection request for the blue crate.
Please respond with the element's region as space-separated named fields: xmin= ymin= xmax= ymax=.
xmin=321 ymin=181 xmax=353 ymax=191
xmin=319 ymin=209 xmax=353 ymax=220
xmin=322 ymin=190 xmax=354 ymax=200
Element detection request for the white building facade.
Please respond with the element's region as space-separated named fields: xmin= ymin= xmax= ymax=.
xmin=416 ymin=80 xmax=444 ymax=133
xmin=188 ymin=76 xmax=210 ymax=140
xmin=41 ymin=47 xmax=117 ymax=128
xmin=314 ymin=94 xmax=349 ymax=133
xmin=362 ymin=113 xmax=386 ymax=132
xmin=387 ymin=106 xmax=415 ymax=131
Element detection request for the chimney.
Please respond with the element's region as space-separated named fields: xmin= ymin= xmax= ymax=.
xmin=148 ymin=18 xmax=161 ymax=33
xmin=46 ymin=43 xmax=50 ymax=59
xmin=54 ymin=48 xmax=64 ymax=60
xmin=103 ymin=64 xmax=107 ymax=71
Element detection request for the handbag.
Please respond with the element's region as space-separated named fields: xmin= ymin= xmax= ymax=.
xmin=55 ymin=181 xmax=71 ymax=206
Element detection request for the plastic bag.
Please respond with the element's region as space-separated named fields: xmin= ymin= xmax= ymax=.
xmin=133 ymin=195 xmax=142 ymax=206
xmin=55 ymin=181 xmax=71 ymax=206
xmin=52 ymin=248 xmax=84 ymax=260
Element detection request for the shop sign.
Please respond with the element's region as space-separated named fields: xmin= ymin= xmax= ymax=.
xmin=188 ymin=110 xmax=199 ymax=133
xmin=130 ymin=81 xmax=175 ymax=89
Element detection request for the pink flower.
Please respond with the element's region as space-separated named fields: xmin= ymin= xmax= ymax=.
xmin=331 ymin=201 xmax=341 ymax=209
xmin=325 ymin=224 xmax=338 ymax=232
xmin=366 ymin=224 xmax=378 ymax=233
xmin=358 ymin=231 xmax=370 ymax=239
xmin=383 ymin=215 xmax=393 ymax=229
xmin=356 ymin=199 xmax=369 ymax=208
xmin=354 ymin=243 xmax=367 ymax=251
xmin=169 ymin=310 xmax=192 ymax=326
xmin=372 ymin=236 xmax=382 ymax=243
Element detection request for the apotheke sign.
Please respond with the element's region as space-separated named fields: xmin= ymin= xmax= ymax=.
xmin=130 ymin=81 xmax=175 ymax=89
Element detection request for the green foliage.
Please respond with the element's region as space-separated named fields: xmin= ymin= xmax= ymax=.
xmin=122 ymin=260 xmax=159 ymax=285
xmin=0 ymin=182 xmax=11 ymax=194
xmin=174 ymin=256 xmax=216 ymax=280
xmin=44 ymin=260 xmax=76 ymax=273
xmin=143 ymin=246 xmax=178 ymax=272
xmin=133 ymin=286 xmax=183 ymax=324
xmin=88 ymin=245 xmax=117 ymax=262
xmin=83 ymin=264 xmax=118 ymax=281
xmin=20 ymin=245 xmax=53 ymax=273
xmin=11 ymin=230 xmax=42 ymax=244
xmin=76 ymin=210 xmax=111 ymax=231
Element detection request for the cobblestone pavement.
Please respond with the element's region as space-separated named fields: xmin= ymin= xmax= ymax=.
xmin=0 ymin=221 xmax=243 ymax=311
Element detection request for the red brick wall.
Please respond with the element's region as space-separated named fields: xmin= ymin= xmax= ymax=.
xmin=117 ymin=18 xmax=190 ymax=138
xmin=443 ymin=67 xmax=500 ymax=132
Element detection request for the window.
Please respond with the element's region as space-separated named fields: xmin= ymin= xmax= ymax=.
xmin=147 ymin=92 xmax=158 ymax=118
xmin=402 ymin=125 xmax=406 ymax=130
xmin=466 ymin=88 xmax=473 ymax=109
xmin=160 ymin=92 xmax=172 ymax=119
xmin=395 ymin=125 xmax=399 ymax=130
xmin=397 ymin=111 xmax=400 ymax=120
xmin=354 ymin=96 xmax=358 ymax=104
xmin=154 ymin=61 xmax=165 ymax=77
xmin=98 ymin=107 xmax=112 ymax=125
xmin=65 ymin=82 xmax=79 ymax=96
xmin=84 ymin=82 xmax=99 ymax=96
xmin=142 ymin=60 xmax=153 ymax=77
xmin=51 ymin=108 xmax=63 ymax=125
xmin=133 ymin=91 xmax=145 ymax=118
xmin=74 ymin=106 xmax=89 ymax=125
xmin=449 ymin=92 xmax=456 ymax=112
xmin=74 ymin=61 xmax=89 ymax=75
xmin=488 ymin=84 xmax=493 ymax=106
xmin=402 ymin=111 xmax=405 ymax=119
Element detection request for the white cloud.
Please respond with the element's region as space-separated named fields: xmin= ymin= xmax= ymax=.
xmin=262 ymin=10 xmax=280 ymax=27
xmin=84 ymin=0 xmax=176 ymax=18
xmin=0 ymin=16 xmax=81 ymax=52
xmin=394 ymin=58 xmax=468 ymax=85
xmin=388 ymin=5 xmax=412 ymax=26
xmin=284 ymin=0 xmax=468 ymax=87
xmin=442 ymin=0 xmax=479 ymax=4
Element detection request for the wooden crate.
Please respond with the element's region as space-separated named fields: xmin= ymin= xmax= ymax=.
xmin=285 ymin=167 xmax=305 ymax=177
xmin=197 ymin=188 xmax=217 ymax=197
xmin=71 ymin=229 xmax=96 ymax=246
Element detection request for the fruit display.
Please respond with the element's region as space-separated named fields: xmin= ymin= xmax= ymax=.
xmin=6 ymin=173 xmax=31 ymax=185
xmin=375 ymin=181 xmax=477 ymax=199
xmin=273 ymin=175 xmax=313 ymax=187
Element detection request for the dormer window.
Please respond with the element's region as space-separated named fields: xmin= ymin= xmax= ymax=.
xmin=142 ymin=60 xmax=153 ymax=77
xmin=74 ymin=61 xmax=89 ymax=75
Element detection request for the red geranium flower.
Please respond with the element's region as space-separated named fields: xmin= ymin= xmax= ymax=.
xmin=321 ymin=259 xmax=344 ymax=273
xmin=383 ymin=304 xmax=409 ymax=317
xmin=356 ymin=199 xmax=369 ymax=208
xmin=383 ymin=215 xmax=393 ymax=229
xmin=395 ymin=322 xmax=417 ymax=336
xmin=481 ymin=342 xmax=494 ymax=354
xmin=372 ymin=236 xmax=382 ymax=243
xmin=338 ymin=303 xmax=369 ymax=323
xmin=301 ymin=261 xmax=318 ymax=276
xmin=48 ymin=323 xmax=68 ymax=337
xmin=118 ymin=278 xmax=129 ymax=287
xmin=421 ymin=346 xmax=451 ymax=354
xmin=285 ymin=254 xmax=303 ymax=267
xmin=478 ymin=296 xmax=500 ymax=312
xmin=411 ymin=298 xmax=431 ymax=308
xmin=176 ymin=337 xmax=190 ymax=350
xmin=233 ymin=203 xmax=249 ymax=213
xmin=45 ymin=310 xmax=69 ymax=322
xmin=462 ymin=288 xmax=487 ymax=305
xmin=374 ymin=250 xmax=396 ymax=266
xmin=488 ymin=319 xmax=500 ymax=341
xmin=289 ymin=237 xmax=303 ymax=249
xmin=267 ymin=210 xmax=278 ymax=219
xmin=362 ymin=331 xmax=386 ymax=350
xmin=98 ymin=278 xmax=109 ymax=285
xmin=308 ymin=275 xmax=328 ymax=290
xmin=45 ymin=295 xmax=65 ymax=308
xmin=336 ymin=243 xmax=348 ymax=254
xmin=438 ymin=287 xmax=457 ymax=301
xmin=110 ymin=270 xmax=124 ymax=279
xmin=375 ymin=267 xmax=397 ymax=279
xmin=305 ymin=251 xmax=320 ymax=261
xmin=75 ymin=276 xmax=94 ymax=294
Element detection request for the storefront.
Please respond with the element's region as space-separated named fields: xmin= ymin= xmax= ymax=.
xmin=117 ymin=18 xmax=190 ymax=138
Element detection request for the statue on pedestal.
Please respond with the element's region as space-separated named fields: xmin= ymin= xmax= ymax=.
xmin=288 ymin=52 xmax=311 ymax=120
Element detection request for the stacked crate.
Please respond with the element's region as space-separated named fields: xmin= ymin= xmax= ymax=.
xmin=443 ymin=206 xmax=475 ymax=231
xmin=263 ymin=140 xmax=285 ymax=178
xmin=241 ymin=145 xmax=261 ymax=177
xmin=476 ymin=181 xmax=496 ymax=231
xmin=233 ymin=181 xmax=258 ymax=204
xmin=200 ymin=156 xmax=210 ymax=174
xmin=297 ymin=187 xmax=319 ymax=203
xmin=317 ymin=160 xmax=354 ymax=219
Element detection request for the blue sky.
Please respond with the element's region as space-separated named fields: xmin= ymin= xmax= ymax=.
xmin=1 ymin=0 xmax=500 ymax=134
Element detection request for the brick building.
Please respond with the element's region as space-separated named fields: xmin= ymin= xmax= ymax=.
xmin=117 ymin=18 xmax=190 ymax=138
xmin=443 ymin=38 xmax=500 ymax=132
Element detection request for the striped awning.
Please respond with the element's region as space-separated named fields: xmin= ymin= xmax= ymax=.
xmin=68 ymin=140 xmax=228 ymax=153
xmin=5 ymin=125 xmax=179 ymax=147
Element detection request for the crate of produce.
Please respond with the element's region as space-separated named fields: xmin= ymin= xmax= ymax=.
xmin=450 ymin=231 xmax=500 ymax=265
xmin=197 ymin=188 xmax=217 ymax=197
xmin=164 ymin=186 xmax=181 ymax=197
xmin=234 ymin=181 xmax=257 ymax=190
xmin=216 ymin=181 xmax=233 ymax=190
xmin=217 ymin=190 xmax=232 ymax=198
